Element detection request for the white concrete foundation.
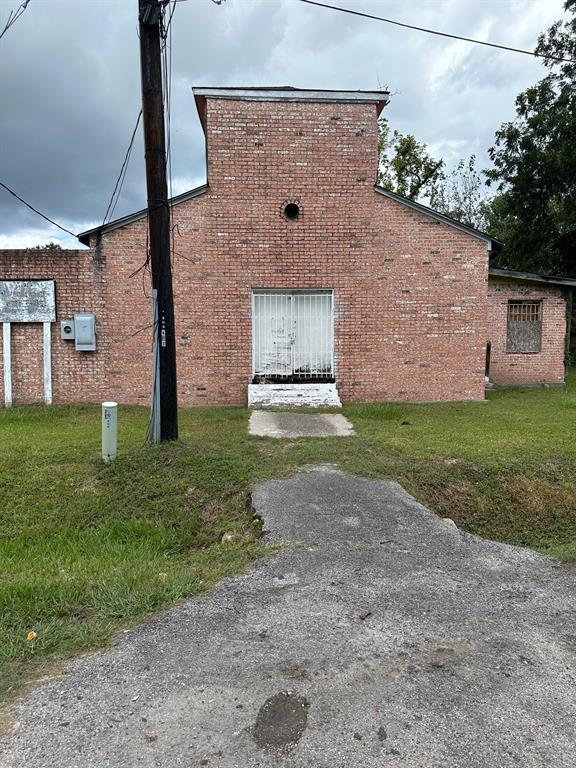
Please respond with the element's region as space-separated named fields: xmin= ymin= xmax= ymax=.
xmin=248 ymin=382 xmax=341 ymax=408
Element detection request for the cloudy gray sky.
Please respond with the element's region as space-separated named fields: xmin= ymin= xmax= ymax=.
xmin=0 ymin=0 xmax=566 ymax=248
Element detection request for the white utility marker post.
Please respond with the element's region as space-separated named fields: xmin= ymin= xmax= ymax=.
xmin=102 ymin=401 xmax=118 ymax=462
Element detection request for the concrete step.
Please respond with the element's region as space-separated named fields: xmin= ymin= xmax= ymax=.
xmin=248 ymin=383 xmax=342 ymax=409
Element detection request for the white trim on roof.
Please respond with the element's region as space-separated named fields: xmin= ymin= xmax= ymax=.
xmin=193 ymin=88 xmax=389 ymax=105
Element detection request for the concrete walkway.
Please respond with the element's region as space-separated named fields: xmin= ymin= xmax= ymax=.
xmin=248 ymin=411 xmax=354 ymax=438
xmin=1 ymin=467 xmax=575 ymax=767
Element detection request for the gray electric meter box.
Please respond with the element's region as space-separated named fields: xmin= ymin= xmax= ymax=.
xmin=74 ymin=313 xmax=96 ymax=351
xmin=60 ymin=320 xmax=75 ymax=340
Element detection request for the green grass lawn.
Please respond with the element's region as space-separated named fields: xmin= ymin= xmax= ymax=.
xmin=1 ymin=377 xmax=575 ymax=703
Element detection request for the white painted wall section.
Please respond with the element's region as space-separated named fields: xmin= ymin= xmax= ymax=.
xmin=248 ymin=383 xmax=341 ymax=408
xmin=43 ymin=321 xmax=52 ymax=405
xmin=2 ymin=322 xmax=11 ymax=408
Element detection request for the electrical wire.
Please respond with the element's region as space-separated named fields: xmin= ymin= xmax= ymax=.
xmin=1 ymin=2 xmax=141 ymax=240
xmin=1 ymin=111 xmax=142 ymax=239
xmin=298 ymin=0 xmax=575 ymax=64
xmin=0 ymin=179 xmax=77 ymax=238
xmin=170 ymin=0 xmax=575 ymax=63
xmin=102 ymin=109 xmax=143 ymax=226
xmin=0 ymin=0 xmax=31 ymax=43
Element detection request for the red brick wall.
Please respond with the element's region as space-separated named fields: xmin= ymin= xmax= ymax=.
xmin=0 ymin=250 xmax=106 ymax=405
xmin=91 ymin=227 xmax=154 ymax=406
xmin=9 ymin=324 xmax=44 ymax=404
xmin=1 ymin=97 xmax=491 ymax=407
xmin=487 ymin=279 xmax=566 ymax=386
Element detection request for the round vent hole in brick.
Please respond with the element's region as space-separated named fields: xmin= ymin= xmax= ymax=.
xmin=283 ymin=203 xmax=300 ymax=221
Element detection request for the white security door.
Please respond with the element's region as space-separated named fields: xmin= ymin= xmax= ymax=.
xmin=252 ymin=291 xmax=334 ymax=380
xmin=252 ymin=293 xmax=293 ymax=378
xmin=292 ymin=293 xmax=333 ymax=377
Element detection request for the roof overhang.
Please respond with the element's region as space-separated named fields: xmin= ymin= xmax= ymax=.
xmin=193 ymin=86 xmax=390 ymax=134
xmin=488 ymin=267 xmax=576 ymax=287
xmin=77 ymin=185 xmax=208 ymax=246
xmin=374 ymin=186 xmax=501 ymax=249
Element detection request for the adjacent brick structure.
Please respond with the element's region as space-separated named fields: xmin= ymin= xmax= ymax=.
xmin=487 ymin=278 xmax=567 ymax=387
xmin=0 ymin=88 xmax=569 ymax=407
xmin=0 ymin=249 xmax=106 ymax=404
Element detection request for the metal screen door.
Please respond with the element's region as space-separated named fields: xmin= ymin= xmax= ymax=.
xmin=252 ymin=291 xmax=334 ymax=380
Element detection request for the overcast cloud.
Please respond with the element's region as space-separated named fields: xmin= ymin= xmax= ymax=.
xmin=0 ymin=0 xmax=566 ymax=248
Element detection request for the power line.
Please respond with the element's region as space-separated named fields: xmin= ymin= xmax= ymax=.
xmin=1 ymin=111 xmax=142 ymax=238
xmin=102 ymin=109 xmax=143 ymax=226
xmin=0 ymin=179 xmax=77 ymax=238
xmin=298 ymin=0 xmax=576 ymax=65
xmin=0 ymin=0 xmax=31 ymax=43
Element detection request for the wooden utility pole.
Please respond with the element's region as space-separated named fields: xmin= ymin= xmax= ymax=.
xmin=138 ymin=0 xmax=178 ymax=442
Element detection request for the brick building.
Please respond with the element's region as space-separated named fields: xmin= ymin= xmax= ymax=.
xmin=487 ymin=269 xmax=573 ymax=388
xmin=0 ymin=88 xmax=573 ymax=408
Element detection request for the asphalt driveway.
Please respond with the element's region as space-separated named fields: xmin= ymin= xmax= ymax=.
xmin=1 ymin=466 xmax=575 ymax=767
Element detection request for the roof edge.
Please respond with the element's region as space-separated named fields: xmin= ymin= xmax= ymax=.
xmin=192 ymin=86 xmax=389 ymax=103
xmin=77 ymin=184 xmax=208 ymax=246
xmin=193 ymin=87 xmax=390 ymax=133
xmin=488 ymin=267 xmax=576 ymax=288
xmin=374 ymin=185 xmax=501 ymax=248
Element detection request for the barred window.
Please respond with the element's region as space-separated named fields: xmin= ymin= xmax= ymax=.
xmin=506 ymin=300 xmax=542 ymax=353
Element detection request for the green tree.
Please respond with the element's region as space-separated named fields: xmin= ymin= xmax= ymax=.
xmin=377 ymin=117 xmax=444 ymax=201
xmin=30 ymin=242 xmax=62 ymax=251
xmin=429 ymin=155 xmax=491 ymax=231
xmin=485 ymin=0 xmax=576 ymax=276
